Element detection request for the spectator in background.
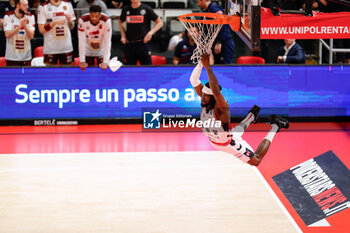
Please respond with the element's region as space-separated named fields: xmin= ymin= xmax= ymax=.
xmin=197 ymin=0 xmax=235 ymax=64
xmin=4 ymin=0 xmax=34 ymax=66
xmin=173 ymin=28 xmax=197 ymax=64
xmin=168 ymin=31 xmax=185 ymax=52
xmin=78 ymin=5 xmax=111 ymax=71
xmin=118 ymin=0 xmax=163 ymax=65
xmin=37 ymin=0 xmax=76 ymax=65
xmin=277 ymin=39 xmax=306 ymax=64
xmin=77 ymin=0 xmax=107 ymax=17
xmin=173 ymin=27 xmax=214 ymax=65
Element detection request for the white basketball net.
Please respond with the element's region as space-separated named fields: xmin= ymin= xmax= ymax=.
xmin=180 ymin=15 xmax=223 ymax=64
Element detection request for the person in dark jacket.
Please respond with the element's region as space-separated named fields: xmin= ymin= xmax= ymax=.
xmin=277 ymin=39 xmax=306 ymax=64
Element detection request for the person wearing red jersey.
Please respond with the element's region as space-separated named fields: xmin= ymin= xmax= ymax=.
xmin=78 ymin=5 xmax=112 ymax=71
xmin=3 ymin=0 xmax=34 ymax=66
xmin=37 ymin=0 xmax=75 ymax=65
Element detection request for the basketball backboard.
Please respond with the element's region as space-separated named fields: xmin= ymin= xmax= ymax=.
xmin=227 ymin=0 xmax=261 ymax=51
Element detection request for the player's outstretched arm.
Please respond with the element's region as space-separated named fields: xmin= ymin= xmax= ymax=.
xmin=190 ymin=63 xmax=204 ymax=96
xmin=201 ymin=54 xmax=228 ymax=108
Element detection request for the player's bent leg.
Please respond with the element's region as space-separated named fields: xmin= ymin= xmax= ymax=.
xmin=248 ymin=139 xmax=271 ymax=166
xmin=248 ymin=115 xmax=289 ymax=166
xmin=270 ymin=114 xmax=289 ymax=132
xmin=241 ymin=104 xmax=260 ymax=128
xmin=232 ymin=104 xmax=261 ymax=138
xmin=215 ymin=137 xmax=256 ymax=163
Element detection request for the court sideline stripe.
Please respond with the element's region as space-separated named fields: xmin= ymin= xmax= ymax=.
xmin=253 ymin=167 xmax=303 ymax=233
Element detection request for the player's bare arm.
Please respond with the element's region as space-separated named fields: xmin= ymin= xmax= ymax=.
xmin=65 ymin=13 xmax=75 ymax=30
xmin=4 ymin=24 xmax=21 ymax=38
xmin=144 ymin=17 xmax=163 ymax=44
xmin=118 ymin=19 xmax=128 ymax=44
xmin=38 ymin=18 xmax=66 ymax=34
xmin=201 ymin=53 xmax=228 ymax=109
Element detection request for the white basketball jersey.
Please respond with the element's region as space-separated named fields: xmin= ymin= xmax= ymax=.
xmin=78 ymin=13 xmax=112 ymax=62
xmin=3 ymin=12 xmax=35 ymax=61
xmin=200 ymin=107 xmax=232 ymax=144
xmin=37 ymin=0 xmax=76 ymax=54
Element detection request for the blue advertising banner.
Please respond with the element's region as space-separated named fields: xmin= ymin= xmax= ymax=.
xmin=0 ymin=65 xmax=349 ymax=120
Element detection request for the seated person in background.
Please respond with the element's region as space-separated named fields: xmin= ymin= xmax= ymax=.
xmin=77 ymin=0 xmax=107 ymax=17
xmin=78 ymin=5 xmax=112 ymax=71
xmin=4 ymin=0 xmax=35 ymax=66
xmin=167 ymin=31 xmax=185 ymax=52
xmin=173 ymin=27 xmax=214 ymax=65
xmin=277 ymin=39 xmax=306 ymax=64
xmin=173 ymin=28 xmax=197 ymax=64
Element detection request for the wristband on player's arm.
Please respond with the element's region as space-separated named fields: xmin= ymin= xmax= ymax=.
xmin=190 ymin=62 xmax=203 ymax=87
xmin=44 ymin=23 xmax=52 ymax=32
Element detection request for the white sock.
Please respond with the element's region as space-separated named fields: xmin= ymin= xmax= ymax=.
xmin=241 ymin=112 xmax=255 ymax=129
xmin=232 ymin=125 xmax=245 ymax=138
xmin=264 ymin=124 xmax=279 ymax=142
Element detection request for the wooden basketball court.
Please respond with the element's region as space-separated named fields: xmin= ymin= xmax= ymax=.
xmin=0 ymin=151 xmax=297 ymax=233
xmin=0 ymin=122 xmax=349 ymax=233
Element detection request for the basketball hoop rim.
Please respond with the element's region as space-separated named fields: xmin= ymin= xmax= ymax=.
xmin=178 ymin=12 xmax=238 ymax=25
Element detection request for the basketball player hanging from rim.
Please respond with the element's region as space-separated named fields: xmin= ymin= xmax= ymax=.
xmin=191 ymin=53 xmax=289 ymax=166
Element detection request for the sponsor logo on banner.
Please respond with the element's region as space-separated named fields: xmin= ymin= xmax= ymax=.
xmin=34 ymin=119 xmax=56 ymax=126
xmin=273 ymin=151 xmax=350 ymax=226
xmin=34 ymin=119 xmax=78 ymax=126
xmin=260 ymin=7 xmax=350 ymax=39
